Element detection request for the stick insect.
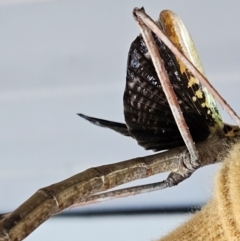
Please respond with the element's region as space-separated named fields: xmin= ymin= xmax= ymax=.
xmin=78 ymin=8 xmax=240 ymax=193
xmin=0 ymin=7 xmax=240 ymax=241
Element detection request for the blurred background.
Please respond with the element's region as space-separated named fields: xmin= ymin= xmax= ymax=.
xmin=1 ymin=0 xmax=240 ymax=240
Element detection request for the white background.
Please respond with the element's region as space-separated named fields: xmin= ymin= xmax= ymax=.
xmin=1 ymin=0 xmax=240 ymax=240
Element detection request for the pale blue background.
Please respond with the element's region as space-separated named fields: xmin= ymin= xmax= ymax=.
xmin=1 ymin=0 xmax=240 ymax=240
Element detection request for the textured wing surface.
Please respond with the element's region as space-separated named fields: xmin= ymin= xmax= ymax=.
xmin=124 ymin=33 xmax=223 ymax=151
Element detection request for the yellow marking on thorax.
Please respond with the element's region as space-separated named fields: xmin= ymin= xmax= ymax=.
xmin=195 ymin=90 xmax=203 ymax=98
xmin=188 ymin=76 xmax=199 ymax=88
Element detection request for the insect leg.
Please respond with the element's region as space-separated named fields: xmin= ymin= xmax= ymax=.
xmin=132 ymin=8 xmax=199 ymax=184
xmin=72 ymin=149 xmax=195 ymax=208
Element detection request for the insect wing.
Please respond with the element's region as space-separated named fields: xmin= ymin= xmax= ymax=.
xmin=124 ymin=10 xmax=223 ymax=151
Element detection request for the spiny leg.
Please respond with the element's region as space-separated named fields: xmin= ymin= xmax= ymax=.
xmin=133 ymin=8 xmax=199 ymax=185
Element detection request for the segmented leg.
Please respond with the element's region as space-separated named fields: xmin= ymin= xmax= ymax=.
xmin=133 ymin=8 xmax=200 ymax=184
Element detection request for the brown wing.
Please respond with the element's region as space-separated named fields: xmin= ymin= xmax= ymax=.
xmin=123 ymin=34 xmax=220 ymax=151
